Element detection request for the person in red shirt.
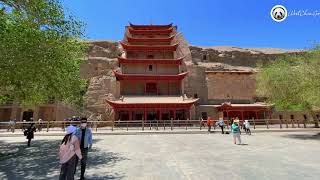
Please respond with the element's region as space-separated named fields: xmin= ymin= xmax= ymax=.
xmin=207 ymin=116 xmax=211 ymax=132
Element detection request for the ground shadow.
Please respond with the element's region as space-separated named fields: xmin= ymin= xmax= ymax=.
xmin=281 ymin=133 xmax=320 ymax=140
xmin=0 ymin=138 xmax=127 ymax=180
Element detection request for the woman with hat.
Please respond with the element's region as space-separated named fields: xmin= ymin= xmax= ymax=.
xmin=59 ymin=125 xmax=82 ymax=180
xmin=231 ymin=120 xmax=242 ymax=145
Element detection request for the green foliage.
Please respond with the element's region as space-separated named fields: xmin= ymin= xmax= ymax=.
xmin=0 ymin=0 xmax=88 ymax=108
xmin=256 ymin=46 xmax=320 ymax=111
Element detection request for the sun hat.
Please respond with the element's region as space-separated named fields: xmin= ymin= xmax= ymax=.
xmin=66 ymin=125 xmax=76 ymax=135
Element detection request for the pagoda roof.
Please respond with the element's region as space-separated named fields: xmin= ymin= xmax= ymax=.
xmin=117 ymin=56 xmax=184 ymax=65
xmin=128 ymin=27 xmax=173 ymax=35
xmin=106 ymin=96 xmax=198 ymax=108
xmin=113 ymin=70 xmax=188 ymax=81
xmin=120 ymin=42 xmax=179 ymax=51
xmin=129 ymin=23 xmax=173 ymax=30
xmin=126 ymin=34 xmax=175 ymax=43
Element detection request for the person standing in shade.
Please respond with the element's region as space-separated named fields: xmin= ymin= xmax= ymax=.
xmin=25 ymin=123 xmax=36 ymax=147
xmin=231 ymin=120 xmax=242 ymax=145
xmin=207 ymin=116 xmax=212 ymax=132
xmin=74 ymin=117 xmax=92 ymax=180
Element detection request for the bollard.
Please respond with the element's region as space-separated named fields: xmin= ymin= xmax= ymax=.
xmin=171 ymin=118 xmax=173 ymax=130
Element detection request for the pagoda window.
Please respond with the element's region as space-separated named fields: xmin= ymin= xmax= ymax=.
xmin=148 ymin=65 xmax=153 ymax=71
xmin=147 ymin=54 xmax=154 ymax=59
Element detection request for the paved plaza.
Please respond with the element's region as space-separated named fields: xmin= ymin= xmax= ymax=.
xmin=0 ymin=131 xmax=320 ymax=180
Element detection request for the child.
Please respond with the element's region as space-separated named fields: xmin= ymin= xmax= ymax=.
xmin=231 ymin=120 xmax=241 ymax=145
xmin=244 ymin=120 xmax=251 ymax=135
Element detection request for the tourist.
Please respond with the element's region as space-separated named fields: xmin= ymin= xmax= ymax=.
xmin=207 ymin=116 xmax=211 ymax=132
xmin=231 ymin=120 xmax=241 ymax=144
xmin=38 ymin=118 xmax=43 ymax=132
xmin=217 ymin=117 xmax=225 ymax=134
xmin=74 ymin=117 xmax=93 ymax=180
xmin=24 ymin=123 xmax=36 ymax=147
xmin=244 ymin=120 xmax=251 ymax=135
xmin=59 ymin=125 xmax=82 ymax=180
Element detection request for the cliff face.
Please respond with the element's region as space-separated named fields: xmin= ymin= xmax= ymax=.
xmin=80 ymin=41 xmax=121 ymax=121
xmin=81 ymin=40 xmax=301 ymax=120
xmin=189 ymin=46 xmax=301 ymax=67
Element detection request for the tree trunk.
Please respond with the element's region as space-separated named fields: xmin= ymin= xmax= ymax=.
xmin=309 ymin=110 xmax=319 ymax=128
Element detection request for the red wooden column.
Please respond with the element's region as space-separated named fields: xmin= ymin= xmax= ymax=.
xmin=255 ymin=111 xmax=258 ymax=119
xmin=156 ymin=82 xmax=159 ymax=95
xmin=144 ymin=82 xmax=146 ymax=95
xmin=144 ymin=107 xmax=147 ymax=121
xmin=129 ymin=110 xmax=132 ymax=121
xmin=241 ymin=111 xmax=244 ymax=120
xmin=159 ymin=108 xmax=162 ymax=120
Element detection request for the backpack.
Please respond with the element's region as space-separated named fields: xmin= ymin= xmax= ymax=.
xmin=59 ymin=140 xmax=75 ymax=163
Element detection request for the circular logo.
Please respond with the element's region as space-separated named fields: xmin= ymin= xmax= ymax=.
xmin=270 ymin=5 xmax=287 ymax=22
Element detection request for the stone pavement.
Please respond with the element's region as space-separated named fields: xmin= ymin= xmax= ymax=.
xmin=0 ymin=131 xmax=320 ymax=180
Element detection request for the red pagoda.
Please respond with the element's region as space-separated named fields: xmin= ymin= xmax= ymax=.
xmin=106 ymin=23 xmax=198 ymax=121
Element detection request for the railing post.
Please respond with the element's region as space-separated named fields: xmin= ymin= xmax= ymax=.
xmin=199 ymin=118 xmax=202 ymax=130
xmin=186 ymin=119 xmax=188 ymax=130
xmin=163 ymin=119 xmax=165 ymax=130
xmin=297 ymin=119 xmax=300 ymax=128
xmin=171 ymin=118 xmax=173 ymax=130
xmin=149 ymin=120 xmax=151 ymax=130
xmin=291 ymin=119 xmax=295 ymax=128
xmin=252 ymin=118 xmax=256 ymax=129
xmin=126 ymin=121 xmax=128 ymax=131
xmin=285 ymin=119 xmax=289 ymax=128
xmin=156 ymin=120 xmax=159 ymax=130
xmin=142 ymin=118 xmax=144 ymax=131
xmin=265 ymin=119 xmax=269 ymax=129
xmin=279 ymin=119 xmax=282 ymax=129
xmin=303 ymin=118 xmax=306 ymax=128
xmin=47 ymin=121 xmax=49 ymax=132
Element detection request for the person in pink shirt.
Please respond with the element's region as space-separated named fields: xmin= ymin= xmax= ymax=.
xmin=59 ymin=125 xmax=82 ymax=180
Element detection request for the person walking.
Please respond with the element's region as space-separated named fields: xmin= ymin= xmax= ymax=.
xmin=244 ymin=120 xmax=251 ymax=135
xmin=59 ymin=125 xmax=82 ymax=180
xmin=24 ymin=123 xmax=36 ymax=147
xmin=231 ymin=120 xmax=242 ymax=145
xmin=207 ymin=116 xmax=212 ymax=132
xmin=217 ymin=117 xmax=225 ymax=134
xmin=74 ymin=117 xmax=93 ymax=180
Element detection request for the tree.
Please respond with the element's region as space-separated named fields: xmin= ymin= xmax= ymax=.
xmin=256 ymin=47 xmax=320 ymax=127
xmin=0 ymin=0 xmax=87 ymax=108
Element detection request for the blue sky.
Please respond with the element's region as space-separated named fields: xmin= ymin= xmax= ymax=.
xmin=62 ymin=0 xmax=320 ymax=49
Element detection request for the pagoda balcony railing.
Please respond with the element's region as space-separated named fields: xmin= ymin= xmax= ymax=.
xmin=117 ymin=56 xmax=184 ymax=65
xmin=113 ymin=70 xmax=188 ymax=81
xmin=125 ymin=34 xmax=176 ymax=43
xmin=120 ymin=42 xmax=179 ymax=51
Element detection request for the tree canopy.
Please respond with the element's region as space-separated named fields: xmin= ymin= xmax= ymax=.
xmin=0 ymin=0 xmax=87 ymax=108
xmin=256 ymin=47 xmax=320 ymax=125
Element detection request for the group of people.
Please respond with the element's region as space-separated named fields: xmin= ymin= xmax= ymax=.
xmin=205 ymin=116 xmax=251 ymax=145
xmin=59 ymin=117 xmax=93 ymax=180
